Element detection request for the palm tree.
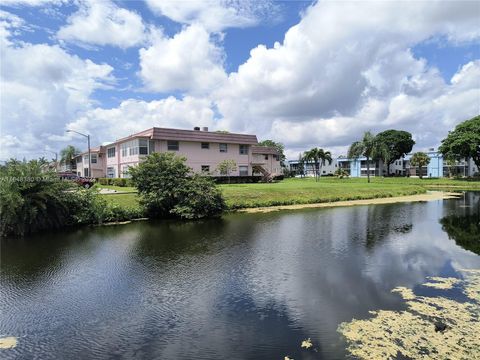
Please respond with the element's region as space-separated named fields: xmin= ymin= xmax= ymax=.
xmin=410 ymin=152 xmax=430 ymax=179
xmin=348 ymin=131 xmax=388 ymax=183
xmin=60 ymin=145 xmax=80 ymax=170
xmin=303 ymin=148 xmax=332 ymax=181
xmin=316 ymin=148 xmax=332 ymax=179
xmin=302 ymin=150 xmax=315 ymax=178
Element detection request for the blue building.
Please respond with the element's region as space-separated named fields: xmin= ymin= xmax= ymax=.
xmin=338 ymin=149 xmax=475 ymax=178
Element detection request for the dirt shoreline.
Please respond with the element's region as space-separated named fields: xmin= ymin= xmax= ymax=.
xmin=240 ymin=191 xmax=462 ymax=213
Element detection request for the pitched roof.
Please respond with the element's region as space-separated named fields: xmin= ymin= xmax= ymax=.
xmin=251 ymin=145 xmax=279 ymax=155
xmin=114 ymin=127 xmax=258 ymax=145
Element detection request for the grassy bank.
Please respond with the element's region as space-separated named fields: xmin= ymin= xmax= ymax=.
xmin=220 ymin=178 xmax=426 ymax=209
xmin=98 ymin=176 xmax=480 ymax=211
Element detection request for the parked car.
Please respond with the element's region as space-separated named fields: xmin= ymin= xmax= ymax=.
xmin=58 ymin=172 xmax=95 ymax=189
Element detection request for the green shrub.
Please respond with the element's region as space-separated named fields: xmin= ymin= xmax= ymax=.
xmin=0 ymin=160 xmax=74 ymax=237
xmin=125 ymin=178 xmax=135 ymax=187
xmin=98 ymin=178 xmax=109 ymax=185
xmin=112 ymin=178 xmax=127 ymax=187
xmin=171 ymin=174 xmax=226 ymax=219
xmin=129 ymin=152 xmax=226 ymax=219
xmin=0 ymin=159 xmax=146 ymax=237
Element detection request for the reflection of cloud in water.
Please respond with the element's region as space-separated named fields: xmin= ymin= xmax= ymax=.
xmin=241 ymin=199 xmax=480 ymax=354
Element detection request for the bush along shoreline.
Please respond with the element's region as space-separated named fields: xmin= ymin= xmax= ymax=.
xmin=0 ymin=154 xmax=226 ymax=238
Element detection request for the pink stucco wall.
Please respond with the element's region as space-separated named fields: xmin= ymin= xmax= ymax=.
xmin=102 ymin=137 xmax=281 ymax=178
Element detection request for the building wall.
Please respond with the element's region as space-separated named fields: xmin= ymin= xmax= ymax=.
xmin=79 ymin=152 xmax=105 ymax=178
xmin=102 ymin=138 xmax=281 ymax=178
xmin=155 ymin=140 xmax=252 ymax=176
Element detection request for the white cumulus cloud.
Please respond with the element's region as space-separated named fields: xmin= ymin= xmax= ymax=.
xmin=213 ymin=0 xmax=480 ymax=157
xmin=0 ymin=12 xmax=114 ymax=159
xmin=139 ymin=24 xmax=227 ymax=94
xmin=57 ymin=0 xmax=146 ymax=48
xmin=145 ymin=0 xmax=280 ymax=32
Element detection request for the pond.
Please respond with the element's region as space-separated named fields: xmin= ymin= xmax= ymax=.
xmin=1 ymin=192 xmax=479 ymax=359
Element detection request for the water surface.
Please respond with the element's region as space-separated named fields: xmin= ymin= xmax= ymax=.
xmin=1 ymin=192 xmax=479 ymax=359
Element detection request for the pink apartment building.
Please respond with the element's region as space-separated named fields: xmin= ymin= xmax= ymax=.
xmin=75 ymin=127 xmax=281 ymax=179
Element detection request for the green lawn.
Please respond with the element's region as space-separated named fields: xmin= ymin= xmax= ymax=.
xmin=102 ymin=193 xmax=139 ymax=208
xmin=98 ymin=176 xmax=480 ymax=210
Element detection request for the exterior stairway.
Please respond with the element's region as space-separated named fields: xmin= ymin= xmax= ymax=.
xmin=251 ymin=164 xmax=273 ymax=182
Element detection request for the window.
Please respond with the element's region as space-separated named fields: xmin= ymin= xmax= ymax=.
xmin=239 ymin=144 xmax=248 ymax=155
xmin=139 ymin=139 xmax=148 ymax=155
xmin=129 ymin=146 xmax=138 ymax=156
xmin=167 ymin=140 xmax=179 ymax=151
xmin=84 ymin=168 xmax=89 ymax=177
xmin=107 ymin=167 xmax=115 ymax=178
xmin=239 ymin=166 xmax=248 ymax=176
xmin=273 ymin=154 xmax=279 ymax=161
xmin=121 ymin=143 xmax=128 ymax=157
xmin=264 ymin=154 xmax=269 ymax=160
xmin=107 ymin=147 xmax=115 ymax=158
xmin=219 ymin=143 xmax=228 ymax=152
xmin=91 ymin=154 xmax=97 ymax=164
xmin=149 ymin=140 xmax=155 ymax=154
xmin=83 ymin=155 xmax=88 ymax=162
xmin=201 ymin=165 xmax=210 ymax=173
xmin=201 ymin=142 xmax=209 ymax=149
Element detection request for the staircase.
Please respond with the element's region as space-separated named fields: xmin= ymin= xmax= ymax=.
xmin=252 ymin=164 xmax=273 ymax=182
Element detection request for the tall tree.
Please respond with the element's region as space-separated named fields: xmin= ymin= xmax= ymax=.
xmin=375 ymin=130 xmax=415 ymax=175
xmin=438 ymin=115 xmax=480 ymax=172
xmin=258 ymin=140 xmax=286 ymax=165
xmin=60 ymin=145 xmax=81 ymax=170
xmin=348 ymin=131 xmax=388 ymax=183
xmin=410 ymin=152 xmax=430 ymax=179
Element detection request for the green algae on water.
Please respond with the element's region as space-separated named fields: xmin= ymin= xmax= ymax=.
xmin=338 ymin=269 xmax=480 ymax=359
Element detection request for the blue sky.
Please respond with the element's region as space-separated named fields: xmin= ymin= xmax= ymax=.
xmin=0 ymin=0 xmax=479 ymax=160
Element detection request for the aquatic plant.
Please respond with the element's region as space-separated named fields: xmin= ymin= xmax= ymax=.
xmin=338 ymin=269 xmax=480 ymax=359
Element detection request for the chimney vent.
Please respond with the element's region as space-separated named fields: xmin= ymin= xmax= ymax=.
xmin=202 ymin=127 xmax=209 ymax=132
xmin=194 ymin=127 xmax=200 ymax=131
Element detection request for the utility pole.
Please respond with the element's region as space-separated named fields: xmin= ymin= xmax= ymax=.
xmin=66 ymin=129 xmax=91 ymax=177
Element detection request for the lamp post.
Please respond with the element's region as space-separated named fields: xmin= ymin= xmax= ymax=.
xmin=66 ymin=129 xmax=90 ymax=177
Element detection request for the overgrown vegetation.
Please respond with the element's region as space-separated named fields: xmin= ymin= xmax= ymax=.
xmin=129 ymin=152 xmax=226 ymax=219
xmin=0 ymin=160 xmax=143 ymax=237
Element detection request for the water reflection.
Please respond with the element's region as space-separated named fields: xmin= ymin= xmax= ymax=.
xmin=1 ymin=193 xmax=479 ymax=359
xmin=440 ymin=192 xmax=480 ymax=255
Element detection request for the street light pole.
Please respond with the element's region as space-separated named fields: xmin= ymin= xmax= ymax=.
xmin=66 ymin=129 xmax=91 ymax=178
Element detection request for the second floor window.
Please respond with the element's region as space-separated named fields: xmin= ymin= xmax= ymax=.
xmin=139 ymin=139 xmax=148 ymax=155
xmin=239 ymin=144 xmax=248 ymax=155
xmin=91 ymin=154 xmax=97 ymax=164
xmin=167 ymin=140 xmax=179 ymax=151
xmin=107 ymin=147 xmax=115 ymax=158
xmin=219 ymin=143 xmax=228 ymax=153
xmin=201 ymin=142 xmax=209 ymax=149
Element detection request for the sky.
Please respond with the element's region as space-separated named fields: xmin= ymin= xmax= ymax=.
xmin=0 ymin=0 xmax=479 ymax=161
